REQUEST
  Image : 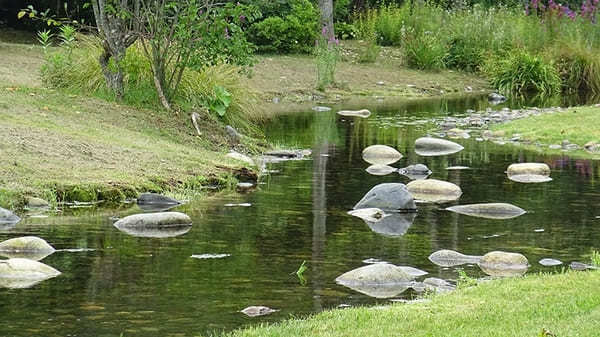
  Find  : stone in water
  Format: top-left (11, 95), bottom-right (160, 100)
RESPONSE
top-left (445, 203), bottom-right (526, 220)
top-left (241, 306), bottom-right (279, 317)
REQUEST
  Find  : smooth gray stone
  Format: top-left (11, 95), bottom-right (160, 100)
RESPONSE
top-left (507, 163), bottom-right (551, 176)
top-left (348, 208), bottom-right (386, 223)
top-left (335, 263), bottom-right (415, 299)
top-left (362, 145), bottom-right (403, 165)
top-left (312, 106), bottom-right (332, 112)
top-left (0, 207), bottom-right (20, 225)
top-left (240, 306), bottom-right (279, 317)
top-left (407, 179), bottom-right (462, 203)
top-left (0, 236), bottom-right (56, 261)
top-left (539, 258), bottom-right (563, 267)
top-left (397, 266), bottom-right (428, 277)
top-left (415, 137), bottom-right (464, 156)
top-left (570, 262), bottom-right (598, 271)
top-left (446, 166), bottom-right (470, 170)
top-left (137, 193), bottom-right (180, 205)
top-left (353, 183), bottom-right (416, 212)
top-left (398, 164), bottom-right (432, 180)
top-left (428, 249), bottom-right (482, 267)
top-left (113, 212), bottom-right (192, 238)
top-left (0, 258), bottom-right (61, 289)
top-left (337, 109), bottom-right (371, 118)
top-left (366, 164), bottom-right (398, 176)
top-left (446, 203), bottom-right (526, 220)
top-left (508, 174), bottom-right (553, 184)
top-left (27, 197), bottom-right (49, 208)
top-left (114, 225), bottom-right (192, 238)
top-left (479, 251), bottom-right (529, 277)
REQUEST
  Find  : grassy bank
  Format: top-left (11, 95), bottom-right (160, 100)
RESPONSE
top-left (0, 39), bottom-right (263, 210)
top-left (228, 270), bottom-right (600, 337)
top-left (244, 40), bottom-right (489, 104)
top-left (491, 105), bottom-right (600, 158)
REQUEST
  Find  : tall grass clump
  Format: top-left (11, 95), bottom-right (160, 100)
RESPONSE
top-left (547, 40), bottom-right (600, 94)
top-left (483, 51), bottom-right (561, 96)
top-left (40, 35), bottom-right (262, 131)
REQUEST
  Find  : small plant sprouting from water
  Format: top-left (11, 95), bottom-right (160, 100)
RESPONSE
top-left (315, 27), bottom-right (340, 91)
top-left (591, 250), bottom-right (600, 267)
top-left (294, 260), bottom-right (308, 286)
top-left (457, 268), bottom-right (477, 289)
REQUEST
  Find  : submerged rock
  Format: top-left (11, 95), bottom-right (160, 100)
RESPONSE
top-left (348, 208), bottom-right (386, 223)
top-left (337, 109), bottom-right (371, 118)
top-left (508, 174), bottom-right (553, 184)
top-left (397, 266), bottom-right (428, 277)
top-left (413, 277), bottom-right (456, 293)
top-left (479, 251), bottom-right (529, 277)
top-left (366, 164), bottom-right (398, 176)
top-left (446, 166), bottom-right (470, 170)
top-left (428, 249), bottom-right (482, 267)
top-left (237, 182), bottom-right (255, 190)
top-left (0, 207), bottom-right (20, 226)
top-left (335, 263), bottom-right (415, 298)
top-left (570, 262), bottom-right (598, 271)
top-left (312, 106), bottom-right (332, 112)
top-left (113, 212), bottom-right (192, 238)
top-left (445, 203), bottom-right (526, 220)
top-left (0, 258), bottom-right (61, 289)
top-left (507, 163), bottom-right (551, 176)
top-left (488, 92), bottom-right (507, 102)
top-left (137, 193), bottom-right (181, 208)
top-left (398, 164), bottom-right (432, 180)
top-left (415, 137), bottom-right (464, 156)
top-left (226, 151), bottom-right (255, 166)
top-left (539, 258), bottom-right (563, 267)
top-left (240, 306), bottom-right (279, 317)
top-left (407, 179), bottom-right (462, 203)
top-left (0, 236), bottom-right (56, 261)
top-left (362, 145), bottom-right (403, 165)
top-left (365, 213), bottom-right (417, 237)
top-left (353, 183), bottom-right (416, 212)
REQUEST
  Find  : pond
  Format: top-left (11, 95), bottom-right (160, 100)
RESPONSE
top-left (1, 94), bottom-right (600, 337)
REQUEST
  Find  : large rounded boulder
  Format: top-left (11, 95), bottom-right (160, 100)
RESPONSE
top-left (113, 212), bottom-right (192, 238)
top-left (0, 258), bottom-right (61, 289)
top-left (353, 183), bottom-right (416, 212)
top-left (478, 251), bottom-right (529, 277)
top-left (362, 145), bottom-right (403, 165)
top-left (415, 137), bottom-right (464, 156)
top-left (446, 203), bottom-right (526, 220)
top-left (0, 236), bottom-right (56, 261)
top-left (407, 179), bottom-right (462, 203)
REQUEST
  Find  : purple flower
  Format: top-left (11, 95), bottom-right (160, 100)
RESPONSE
top-left (225, 27), bottom-right (230, 39)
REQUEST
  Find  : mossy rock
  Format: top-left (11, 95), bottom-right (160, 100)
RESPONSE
top-left (58, 185), bottom-right (98, 203)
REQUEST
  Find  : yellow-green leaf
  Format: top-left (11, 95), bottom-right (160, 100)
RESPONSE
top-left (29, 12), bottom-right (35, 18)
top-left (17, 11), bottom-right (26, 19)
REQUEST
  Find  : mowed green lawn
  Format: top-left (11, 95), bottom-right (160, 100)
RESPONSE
top-left (227, 271), bottom-right (600, 337)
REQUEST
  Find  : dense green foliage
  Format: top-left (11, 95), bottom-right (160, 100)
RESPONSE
top-left (247, 0), bottom-right (318, 54)
top-left (354, 2), bottom-right (600, 95)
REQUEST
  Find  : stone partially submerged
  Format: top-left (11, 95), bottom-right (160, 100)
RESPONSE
top-left (240, 306), bottom-right (279, 317)
top-left (362, 145), bottom-right (403, 165)
top-left (507, 163), bottom-right (551, 176)
top-left (113, 212), bottom-right (192, 238)
top-left (539, 258), bottom-right (563, 267)
top-left (348, 208), bottom-right (386, 223)
top-left (428, 249), bottom-right (482, 267)
top-left (137, 193), bottom-right (181, 212)
top-left (353, 183), bottom-right (416, 212)
top-left (398, 164), bottom-right (432, 180)
top-left (0, 236), bottom-right (56, 261)
top-left (407, 179), bottom-right (462, 203)
top-left (415, 137), bottom-right (464, 156)
top-left (0, 207), bottom-right (20, 226)
top-left (445, 203), bottom-right (526, 220)
top-left (366, 164), bottom-right (398, 176)
top-left (337, 109), bottom-right (371, 118)
top-left (335, 263), bottom-right (416, 298)
top-left (478, 251), bottom-right (529, 277)
top-left (0, 258), bottom-right (61, 289)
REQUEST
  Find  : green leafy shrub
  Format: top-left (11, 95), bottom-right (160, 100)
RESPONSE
top-left (248, 0), bottom-right (318, 54)
top-left (483, 51), bottom-right (561, 96)
top-left (403, 31), bottom-right (447, 70)
top-left (335, 22), bottom-right (359, 40)
top-left (548, 41), bottom-right (600, 95)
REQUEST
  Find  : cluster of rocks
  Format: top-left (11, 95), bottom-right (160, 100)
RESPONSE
top-left (0, 236), bottom-right (60, 289)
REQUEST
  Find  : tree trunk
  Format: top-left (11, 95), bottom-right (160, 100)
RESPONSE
top-left (98, 43), bottom-right (125, 99)
top-left (318, 0), bottom-right (335, 41)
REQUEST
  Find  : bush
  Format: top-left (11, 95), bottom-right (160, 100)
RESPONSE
top-left (483, 51), bottom-right (561, 96)
top-left (41, 36), bottom-right (262, 131)
top-left (547, 41), bottom-right (600, 95)
top-left (403, 31), bottom-right (447, 70)
top-left (335, 22), bottom-right (359, 40)
top-left (248, 0), bottom-right (318, 54)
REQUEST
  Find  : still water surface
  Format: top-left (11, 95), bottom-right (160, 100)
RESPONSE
top-left (1, 95), bottom-right (599, 336)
